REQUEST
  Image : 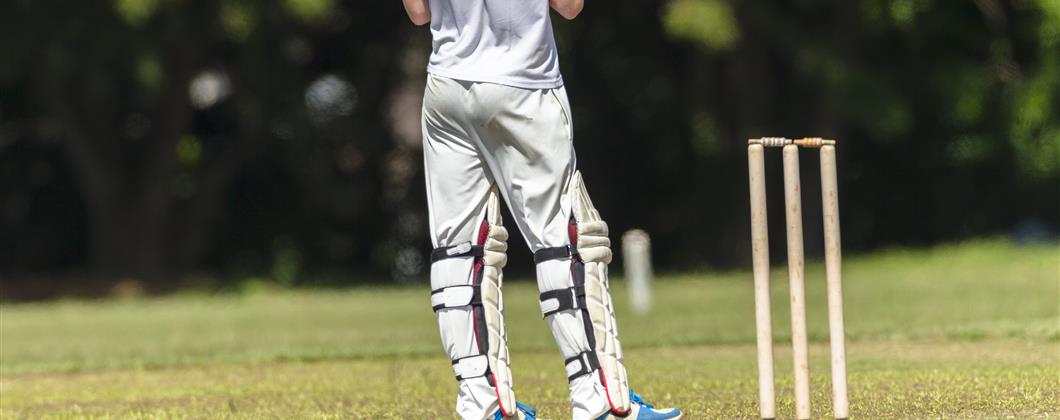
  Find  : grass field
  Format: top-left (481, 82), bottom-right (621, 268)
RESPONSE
top-left (1, 240), bottom-right (1058, 419)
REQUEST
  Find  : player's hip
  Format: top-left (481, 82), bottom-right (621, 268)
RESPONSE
top-left (423, 73), bottom-right (572, 141)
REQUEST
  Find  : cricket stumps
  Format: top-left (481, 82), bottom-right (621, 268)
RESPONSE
top-left (746, 137), bottom-right (849, 420)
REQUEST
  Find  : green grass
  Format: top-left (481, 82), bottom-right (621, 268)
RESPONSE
top-left (1, 240), bottom-right (1058, 418)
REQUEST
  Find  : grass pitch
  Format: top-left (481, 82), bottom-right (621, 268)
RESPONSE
top-left (1, 240), bottom-right (1058, 418)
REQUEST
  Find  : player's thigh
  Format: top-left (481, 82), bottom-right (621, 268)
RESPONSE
top-left (476, 85), bottom-right (576, 249)
top-left (422, 79), bottom-right (494, 248)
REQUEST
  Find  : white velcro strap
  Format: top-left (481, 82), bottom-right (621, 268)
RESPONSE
top-left (452, 355), bottom-right (489, 380)
top-left (431, 285), bottom-right (478, 310)
top-left (564, 351), bottom-right (597, 380)
top-left (447, 242), bottom-right (473, 256)
top-left (564, 356), bottom-right (583, 378)
top-left (539, 297), bottom-right (560, 316)
top-left (538, 287), bottom-right (581, 317)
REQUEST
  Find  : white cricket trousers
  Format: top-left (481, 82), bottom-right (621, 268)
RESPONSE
top-left (423, 74), bottom-right (613, 420)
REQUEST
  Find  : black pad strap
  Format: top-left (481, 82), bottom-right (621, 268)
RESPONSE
top-left (430, 285), bottom-right (482, 312)
top-left (452, 355), bottom-right (493, 383)
top-left (534, 245), bottom-right (575, 264)
top-left (538, 285), bottom-right (586, 318)
top-left (431, 243), bottom-right (484, 263)
top-left (564, 350), bottom-right (600, 382)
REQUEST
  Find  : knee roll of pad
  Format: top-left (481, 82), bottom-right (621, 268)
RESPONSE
top-left (534, 171), bottom-right (631, 416)
top-left (430, 190), bottom-right (518, 417)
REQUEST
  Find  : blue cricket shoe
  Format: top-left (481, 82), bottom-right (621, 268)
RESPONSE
top-left (493, 402), bottom-right (538, 420)
top-left (594, 390), bottom-right (682, 420)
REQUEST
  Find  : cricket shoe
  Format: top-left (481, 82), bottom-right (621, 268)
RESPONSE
top-left (494, 402), bottom-right (538, 420)
top-left (594, 390), bottom-right (682, 420)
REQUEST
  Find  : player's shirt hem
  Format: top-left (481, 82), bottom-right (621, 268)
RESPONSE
top-left (427, 67), bottom-right (564, 90)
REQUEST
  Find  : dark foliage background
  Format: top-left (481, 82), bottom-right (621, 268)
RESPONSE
top-left (1, 0), bottom-right (1057, 296)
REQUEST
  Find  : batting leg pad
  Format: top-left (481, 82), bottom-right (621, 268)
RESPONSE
top-left (431, 189), bottom-right (518, 417)
top-left (535, 171), bottom-right (631, 416)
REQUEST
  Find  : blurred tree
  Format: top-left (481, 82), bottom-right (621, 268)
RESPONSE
top-left (0, 0), bottom-right (414, 281)
top-left (0, 0), bottom-right (1055, 291)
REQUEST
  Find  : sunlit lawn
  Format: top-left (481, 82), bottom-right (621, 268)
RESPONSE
top-left (1, 240), bottom-right (1057, 418)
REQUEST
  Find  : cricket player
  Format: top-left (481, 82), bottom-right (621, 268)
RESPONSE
top-left (403, 0), bottom-right (683, 419)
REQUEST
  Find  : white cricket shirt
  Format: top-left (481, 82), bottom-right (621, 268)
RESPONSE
top-left (426, 0), bottom-right (564, 89)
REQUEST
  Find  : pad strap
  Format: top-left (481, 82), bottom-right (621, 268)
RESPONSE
top-left (431, 285), bottom-right (482, 312)
top-left (564, 350), bottom-right (600, 382)
top-left (452, 354), bottom-right (491, 381)
top-left (538, 285), bottom-right (586, 318)
top-left (533, 245), bottom-right (576, 264)
top-left (431, 242), bottom-right (484, 263)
